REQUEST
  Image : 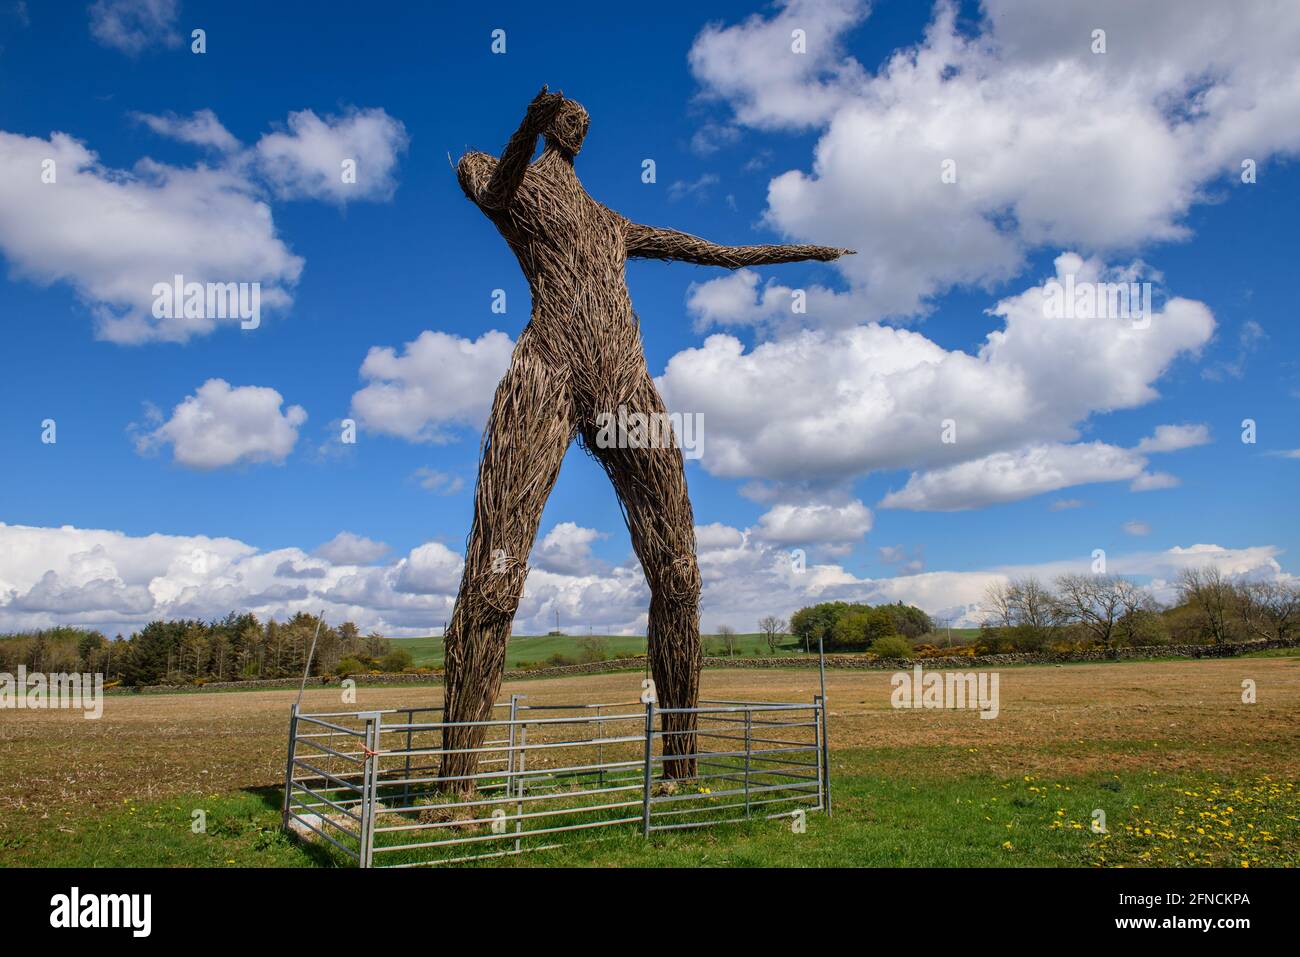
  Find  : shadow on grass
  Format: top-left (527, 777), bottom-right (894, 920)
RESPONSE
top-left (242, 785), bottom-right (346, 868)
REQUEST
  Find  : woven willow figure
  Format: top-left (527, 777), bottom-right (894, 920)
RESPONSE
top-left (441, 87), bottom-right (852, 787)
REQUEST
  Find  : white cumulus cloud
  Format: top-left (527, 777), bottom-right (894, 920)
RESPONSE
top-left (532, 523), bottom-right (607, 576)
top-left (1137, 423), bottom-right (1212, 454)
top-left (880, 442), bottom-right (1147, 512)
top-left (133, 379), bottom-right (307, 469)
top-left (754, 500), bottom-right (873, 547)
top-left (351, 330), bottom-right (514, 443)
top-left (688, 0), bottom-right (1300, 320)
top-left (659, 255), bottom-right (1213, 507)
top-left (0, 106), bottom-right (407, 343)
top-left (254, 108), bottom-right (410, 203)
top-left (315, 532), bottom-right (390, 565)
top-left (0, 130), bottom-right (302, 343)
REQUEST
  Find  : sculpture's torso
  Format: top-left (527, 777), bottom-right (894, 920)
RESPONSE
top-left (458, 149), bottom-right (642, 414)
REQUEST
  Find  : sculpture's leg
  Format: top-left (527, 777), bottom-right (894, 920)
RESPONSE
top-left (440, 340), bottom-right (573, 792)
top-left (582, 370), bottom-right (701, 779)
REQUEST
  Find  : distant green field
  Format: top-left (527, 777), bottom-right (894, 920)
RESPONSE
top-left (392, 628), bottom-right (983, 668)
top-left (394, 632), bottom-right (812, 668)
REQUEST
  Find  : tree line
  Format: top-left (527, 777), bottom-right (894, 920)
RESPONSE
top-left (979, 566), bottom-right (1298, 652)
top-left (783, 567), bottom-right (1298, 658)
top-left (0, 612), bottom-right (410, 687)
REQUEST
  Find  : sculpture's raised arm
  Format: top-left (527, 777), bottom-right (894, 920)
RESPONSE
top-left (478, 86), bottom-right (565, 210)
top-left (623, 221), bottom-right (854, 267)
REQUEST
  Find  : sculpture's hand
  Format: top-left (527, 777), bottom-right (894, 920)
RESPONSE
top-left (477, 86), bottom-right (565, 210)
top-left (526, 85), bottom-right (565, 131)
top-left (813, 247), bottom-right (856, 262)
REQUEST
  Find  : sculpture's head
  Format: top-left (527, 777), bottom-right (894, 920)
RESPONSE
top-left (545, 98), bottom-right (589, 158)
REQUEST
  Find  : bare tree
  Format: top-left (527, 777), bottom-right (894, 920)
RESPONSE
top-left (758, 616), bottom-right (787, 655)
top-left (1054, 573), bottom-right (1126, 648)
top-left (1114, 578), bottom-right (1159, 646)
top-left (982, 579), bottom-right (1016, 628)
top-left (715, 625), bottom-right (739, 657)
top-left (1010, 576), bottom-right (1061, 642)
top-left (1177, 567), bottom-right (1235, 645)
top-left (1238, 580), bottom-right (1300, 642)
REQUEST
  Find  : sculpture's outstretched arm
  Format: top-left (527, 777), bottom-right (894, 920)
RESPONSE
top-left (623, 221), bottom-right (854, 267)
top-left (478, 86), bottom-right (564, 210)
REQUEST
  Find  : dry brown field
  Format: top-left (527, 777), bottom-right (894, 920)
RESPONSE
top-left (4, 657), bottom-right (1296, 827)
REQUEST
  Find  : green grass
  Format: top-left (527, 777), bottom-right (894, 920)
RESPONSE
top-left (482, 760), bottom-right (1298, 868)
top-left (394, 629), bottom-right (986, 668)
top-left (0, 789), bottom-right (347, 868)
top-left (392, 633), bottom-right (819, 668)
top-left (7, 761), bottom-right (1293, 868)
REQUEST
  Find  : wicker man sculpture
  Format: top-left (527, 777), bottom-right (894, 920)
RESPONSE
top-left (441, 87), bottom-right (852, 785)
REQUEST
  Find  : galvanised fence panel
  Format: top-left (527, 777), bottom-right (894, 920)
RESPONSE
top-left (282, 695), bottom-right (828, 867)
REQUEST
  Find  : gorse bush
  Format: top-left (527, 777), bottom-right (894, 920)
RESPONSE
top-left (335, 657), bottom-right (365, 677)
top-left (379, 648), bottom-right (414, 672)
top-left (868, 634), bottom-right (915, 659)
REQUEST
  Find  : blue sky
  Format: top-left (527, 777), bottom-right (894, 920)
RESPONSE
top-left (0, 0), bottom-right (1296, 636)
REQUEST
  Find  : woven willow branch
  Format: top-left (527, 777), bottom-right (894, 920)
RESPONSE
top-left (439, 88), bottom-right (853, 787)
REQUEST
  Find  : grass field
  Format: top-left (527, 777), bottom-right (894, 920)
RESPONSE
top-left (394, 632), bottom-right (783, 666)
top-left (1, 658), bottom-right (1296, 867)
top-left (391, 628), bottom-right (984, 668)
